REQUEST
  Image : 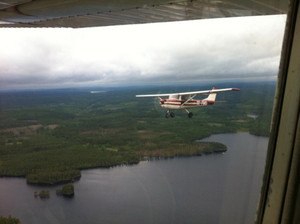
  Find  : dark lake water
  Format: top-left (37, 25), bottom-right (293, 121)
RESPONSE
top-left (0, 133), bottom-right (268, 224)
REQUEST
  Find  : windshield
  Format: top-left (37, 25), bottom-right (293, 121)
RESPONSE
top-left (0, 14), bottom-right (287, 224)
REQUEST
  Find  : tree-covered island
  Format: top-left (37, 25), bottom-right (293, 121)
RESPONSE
top-left (56, 183), bottom-right (75, 197)
top-left (0, 216), bottom-right (20, 224)
top-left (0, 82), bottom-right (275, 185)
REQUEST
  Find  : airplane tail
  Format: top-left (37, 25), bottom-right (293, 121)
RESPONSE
top-left (204, 87), bottom-right (217, 102)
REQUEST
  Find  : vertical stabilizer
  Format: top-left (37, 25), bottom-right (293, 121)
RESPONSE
top-left (204, 87), bottom-right (217, 102)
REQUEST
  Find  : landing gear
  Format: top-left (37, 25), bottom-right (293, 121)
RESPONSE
top-left (165, 112), bottom-right (169, 118)
top-left (165, 110), bottom-right (175, 118)
top-left (185, 109), bottom-right (193, 118)
top-left (165, 109), bottom-right (193, 118)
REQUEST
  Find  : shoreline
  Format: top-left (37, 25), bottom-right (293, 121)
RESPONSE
top-left (0, 140), bottom-right (227, 186)
top-left (0, 132), bottom-right (267, 186)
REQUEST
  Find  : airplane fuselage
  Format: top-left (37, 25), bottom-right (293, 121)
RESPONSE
top-left (160, 99), bottom-right (215, 110)
top-left (136, 87), bottom-right (239, 118)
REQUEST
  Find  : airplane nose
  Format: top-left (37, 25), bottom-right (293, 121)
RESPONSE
top-left (160, 99), bottom-right (164, 104)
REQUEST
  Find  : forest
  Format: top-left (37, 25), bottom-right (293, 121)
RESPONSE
top-left (0, 81), bottom-right (275, 185)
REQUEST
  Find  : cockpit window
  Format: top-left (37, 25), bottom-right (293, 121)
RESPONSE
top-left (0, 6), bottom-right (288, 224)
top-left (169, 94), bottom-right (179, 99)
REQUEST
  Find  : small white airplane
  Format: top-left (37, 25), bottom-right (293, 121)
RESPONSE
top-left (136, 87), bottom-right (240, 118)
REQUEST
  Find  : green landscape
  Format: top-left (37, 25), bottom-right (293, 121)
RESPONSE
top-left (0, 82), bottom-right (275, 185)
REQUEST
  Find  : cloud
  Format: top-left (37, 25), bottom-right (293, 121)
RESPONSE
top-left (0, 15), bottom-right (286, 89)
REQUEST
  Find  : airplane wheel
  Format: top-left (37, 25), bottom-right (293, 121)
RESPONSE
top-left (165, 113), bottom-right (170, 118)
top-left (170, 112), bottom-right (175, 118)
top-left (188, 112), bottom-right (193, 118)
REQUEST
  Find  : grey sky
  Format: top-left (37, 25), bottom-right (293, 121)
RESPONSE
top-left (0, 15), bottom-right (286, 89)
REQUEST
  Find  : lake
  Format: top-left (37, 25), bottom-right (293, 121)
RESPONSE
top-left (0, 133), bottom-right (268, 224)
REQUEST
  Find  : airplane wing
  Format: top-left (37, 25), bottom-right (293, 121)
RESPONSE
top-left (136, 88), bottom-right (240, 97)
top-left (0, 1), bottom-right (287, 28)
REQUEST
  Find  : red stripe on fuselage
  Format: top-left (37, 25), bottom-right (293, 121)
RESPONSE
top-left (161, 99), bottom-right (215, 107)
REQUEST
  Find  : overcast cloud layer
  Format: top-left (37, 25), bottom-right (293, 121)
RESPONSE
top-left (0, 15), bottom-right (286, 89)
